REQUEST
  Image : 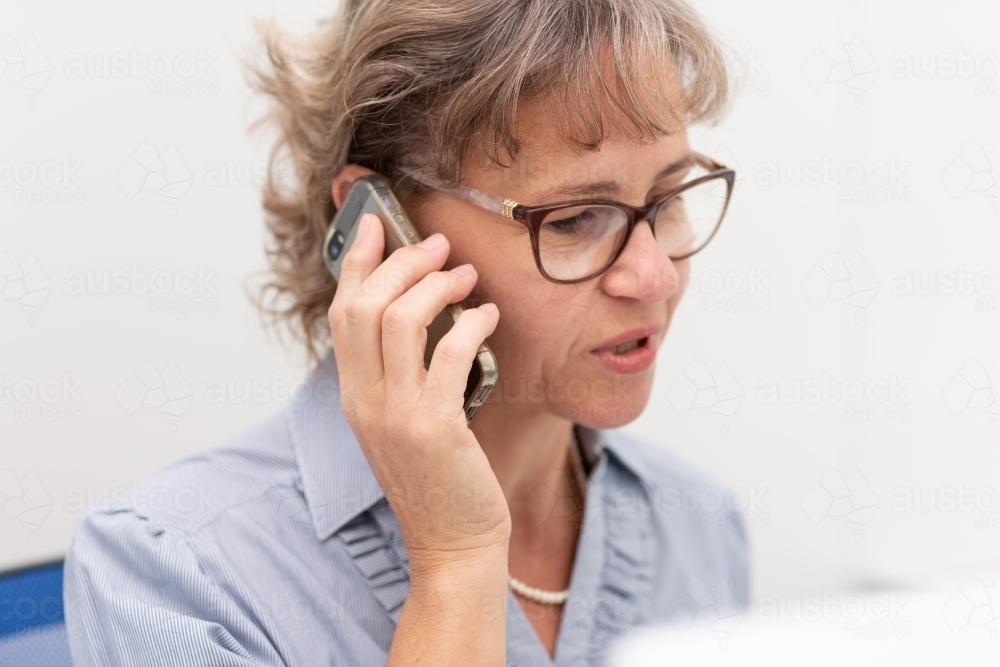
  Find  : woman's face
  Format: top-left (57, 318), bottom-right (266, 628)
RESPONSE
top-left (402, 98), bottom-right (691, 430)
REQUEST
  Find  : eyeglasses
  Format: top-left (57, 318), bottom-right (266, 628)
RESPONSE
top-left (394, 152), bottom-right (735, 285)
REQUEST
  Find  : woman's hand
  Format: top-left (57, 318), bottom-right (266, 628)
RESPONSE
top-left (329, 212), bottom-right (509, 666)
top-left (327, 212), bottom-right (509, 573)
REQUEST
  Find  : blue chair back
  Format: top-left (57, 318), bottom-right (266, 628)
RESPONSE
top-left (0, 562), bottom-right (73, 666)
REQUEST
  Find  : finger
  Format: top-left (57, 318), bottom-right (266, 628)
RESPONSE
top-left (329, 213), bottom-right (385, 390)
top-left (381, 264), bottom-right (478, 392)
top-left (345, 231), bottom-right (451, 387)
top-left (421, 303), bottom-right (500, 420)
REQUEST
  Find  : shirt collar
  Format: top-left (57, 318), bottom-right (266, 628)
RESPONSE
top-left (287, 352), bottom-right (657, 541)
top-left (286, 353), bottom-right (382, 541)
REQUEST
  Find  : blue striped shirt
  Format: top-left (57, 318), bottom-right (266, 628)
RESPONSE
top-left (64, 353), bottom-right (749, 666)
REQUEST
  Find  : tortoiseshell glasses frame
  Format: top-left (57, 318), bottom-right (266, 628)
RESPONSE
top-left (394, 152), bottom-right (735, 285)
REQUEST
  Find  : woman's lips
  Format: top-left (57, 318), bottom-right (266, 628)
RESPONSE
top-left (590, 326), bottom-right (661, 374)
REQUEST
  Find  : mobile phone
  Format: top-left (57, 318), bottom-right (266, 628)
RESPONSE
top-left (323, 174), bottom-right (498, 424)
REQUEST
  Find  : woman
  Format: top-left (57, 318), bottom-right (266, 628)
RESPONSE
top-left (65, 0), bottom-right (748, 665)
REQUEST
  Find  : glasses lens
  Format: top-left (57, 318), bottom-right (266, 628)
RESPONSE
top-left (537, 205), bottom-right (629, 281)
top-left (654, 176), bottom-right (729, 259)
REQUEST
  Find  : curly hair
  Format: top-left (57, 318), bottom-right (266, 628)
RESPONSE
top-left (247, 0), bottom-right (731, 363)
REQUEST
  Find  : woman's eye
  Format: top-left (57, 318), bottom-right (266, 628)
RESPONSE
top-left (548, 208), bottom-right (600, 234)
top-left (660, 196), bottom-right (681, 211)
top-left (549, 216), bottom-right (583, 233)
top-left (655, 196), bottom-right (688, 226)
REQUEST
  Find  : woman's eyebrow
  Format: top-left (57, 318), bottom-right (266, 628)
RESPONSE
top-left (533, 155), bottom-right (692, 201)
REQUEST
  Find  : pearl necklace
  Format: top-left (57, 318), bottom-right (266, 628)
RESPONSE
top-left (508, 573), bottom-right (571, 605)
top-left (508, 428), bottom-right (589, 606)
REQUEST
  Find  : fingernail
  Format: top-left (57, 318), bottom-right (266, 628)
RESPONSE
top-left (417, 233), bottom-right (446, 250)
top-left (479, 303), bottom-right (498, 314)
top-left (355, 214), bottom-right (374, 242)
top-left (452, 263), bottom-right (475, 277)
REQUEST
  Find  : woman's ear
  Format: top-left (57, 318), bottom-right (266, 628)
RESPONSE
top-left (331, 164), bottom-right (377, 209)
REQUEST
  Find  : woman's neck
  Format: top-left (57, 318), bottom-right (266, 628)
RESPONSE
top-left (470, 403), bottom-right (577, 529)
top-left (472, 400), bottom-right (584, 657)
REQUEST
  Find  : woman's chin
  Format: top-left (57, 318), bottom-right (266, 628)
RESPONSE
top-left (563, 372), bottom-right (655, 429)
top-left (578, 402), bottom-right (646, 429)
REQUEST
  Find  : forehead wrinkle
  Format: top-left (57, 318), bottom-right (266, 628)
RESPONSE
top-left (539, 179), bottom-right (623, 200)
top-left (530, 155), bottom-right (692, 203)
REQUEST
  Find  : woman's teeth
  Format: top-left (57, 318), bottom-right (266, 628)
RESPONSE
top-left (610, 338), bottom-right (642, 354)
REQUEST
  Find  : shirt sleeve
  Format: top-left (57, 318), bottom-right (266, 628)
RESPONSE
top-left (64, 505), bottom-right (286, 667)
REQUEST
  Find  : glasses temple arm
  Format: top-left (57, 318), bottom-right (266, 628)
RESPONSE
top-left (395, 166), bottom-right (512, 216)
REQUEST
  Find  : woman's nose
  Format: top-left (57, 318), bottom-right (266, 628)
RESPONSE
top-left (598, 220), bottom-right (679, 302)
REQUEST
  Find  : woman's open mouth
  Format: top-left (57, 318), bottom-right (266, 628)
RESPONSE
top-left (609, 339), bottom-right (644, 354)
top-left (590, 327), bottom-right (660, 374)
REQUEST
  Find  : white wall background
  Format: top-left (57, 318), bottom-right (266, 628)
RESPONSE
top-left (1, 0), bottom-right (997, 622)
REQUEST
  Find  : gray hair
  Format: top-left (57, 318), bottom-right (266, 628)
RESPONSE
top-left (248, 0), bottom-right (731, 361)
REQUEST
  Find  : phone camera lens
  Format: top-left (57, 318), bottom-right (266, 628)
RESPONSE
top-left (328, 231), bottom-right (346, 260)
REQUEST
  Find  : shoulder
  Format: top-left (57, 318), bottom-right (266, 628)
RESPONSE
top-left (602, 428), bottom-right (735, 501)
top-left (602, 428), bottom-right (747, 533)
top-left (76, 408), bottom-right (297, 542)
top-left (600, 428), bottom-right (751, 606)
top-left (63, 411), bottom-right (300, 666)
